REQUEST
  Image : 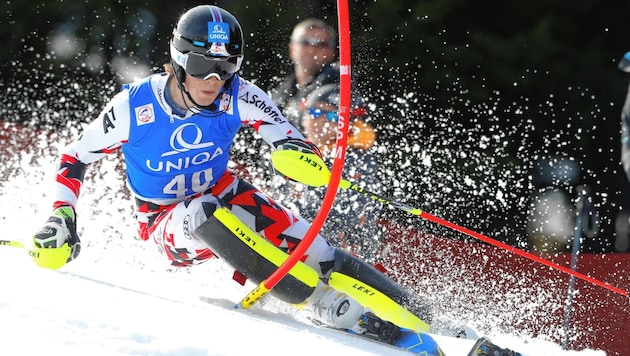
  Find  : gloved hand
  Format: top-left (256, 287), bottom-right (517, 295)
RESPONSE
top-left (272, 139), bottom-right (323, 183)
top-left (276, 138), bottom-right (322, 158)
top-left (33, 205), bottom-right (82, 263)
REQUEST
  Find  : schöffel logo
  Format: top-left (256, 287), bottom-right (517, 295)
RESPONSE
top-left (207, 22), bottom-right (230, 43)
top-left (135, 104), bottom-right (155, 125)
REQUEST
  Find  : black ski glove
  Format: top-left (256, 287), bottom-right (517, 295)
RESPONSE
top-left (275, 138), bottom-right (322, 158)
top-left (33, 205), bottom-right (82, 263)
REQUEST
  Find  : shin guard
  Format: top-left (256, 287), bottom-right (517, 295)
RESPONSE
top-left (331, 248), bottom-right (433, 331)
top-left (194, 206), bottom-right (318, 304)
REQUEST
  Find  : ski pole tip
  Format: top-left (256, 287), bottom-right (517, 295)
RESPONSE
top-left (237, 281), bottom-right (271, 310)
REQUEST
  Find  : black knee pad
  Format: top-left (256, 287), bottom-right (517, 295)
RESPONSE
top-left (194, 206), bottom-right (318, 304)
top-left (332, 247), bottom-right (433, 324)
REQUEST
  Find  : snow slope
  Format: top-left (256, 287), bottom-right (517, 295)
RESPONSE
top-left (0, 247), bottom-right (605, 356)
top-left (0, 132), bottom-right (606, 355)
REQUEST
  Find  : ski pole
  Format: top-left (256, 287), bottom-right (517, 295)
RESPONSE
top-left (0, 239), bottom-right (71, 270)
top-left (562, 185), bottom-right (592, 349)
top-left (0, 239), bottom-right (26, 249)
top-left (236, 0), bottom-right (352, 309)
top-left (270, 149), bottom-right (630, 299)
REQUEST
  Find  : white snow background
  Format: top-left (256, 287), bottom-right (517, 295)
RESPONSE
top-left (0, 133), bottom-right (606, 356)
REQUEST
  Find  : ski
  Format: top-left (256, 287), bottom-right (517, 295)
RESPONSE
top-left (468, 336), bottom-right (522, 356)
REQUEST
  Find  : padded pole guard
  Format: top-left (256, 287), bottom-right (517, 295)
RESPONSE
top-left (332, 247), bottom-right (433, 325)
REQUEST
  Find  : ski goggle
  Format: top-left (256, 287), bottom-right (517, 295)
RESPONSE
top-left (308, 108), bottom-right (339, 122)
top-left (171, 42), bottom-right (242, 81)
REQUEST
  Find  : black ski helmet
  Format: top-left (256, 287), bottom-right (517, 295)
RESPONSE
top-left (170, 5), bottom-right (244, 83)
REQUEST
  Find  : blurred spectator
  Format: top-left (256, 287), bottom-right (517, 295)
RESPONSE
top-left (269, 18), bottom-right (340, 129)
top-left (268, 19), bottom-right (383, 257)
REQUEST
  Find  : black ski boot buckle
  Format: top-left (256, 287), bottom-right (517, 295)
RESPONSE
top-left (358, 312), bottom-right (402, 345)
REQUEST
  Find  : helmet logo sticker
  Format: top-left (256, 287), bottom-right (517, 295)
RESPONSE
top-left (207, 22), bottom-right (230, 43)
top-left (207, 44), bottom-right (229, 56)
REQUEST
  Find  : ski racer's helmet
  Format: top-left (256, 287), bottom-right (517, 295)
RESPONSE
top-left (170, 5), bottom-right (244, 83)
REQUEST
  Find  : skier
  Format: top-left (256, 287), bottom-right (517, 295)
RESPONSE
top-left (31, 4), bottom-right (434, 349)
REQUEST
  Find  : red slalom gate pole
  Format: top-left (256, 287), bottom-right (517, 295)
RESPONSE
top-left (420, 211), bottom-right (629, 298)
top-left (236, 0), bottom-right (352, 308)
